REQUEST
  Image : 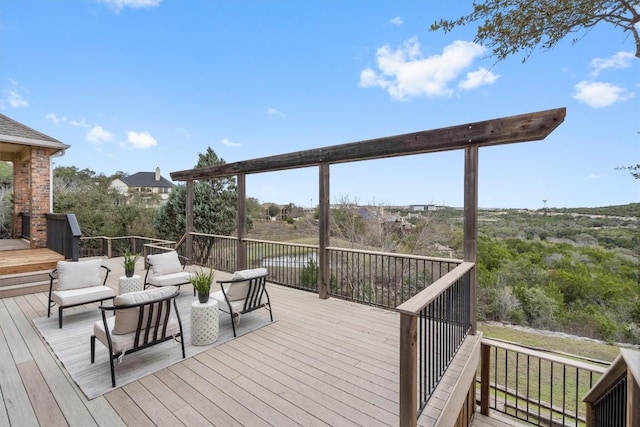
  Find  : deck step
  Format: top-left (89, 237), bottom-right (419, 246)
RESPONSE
top-left (0, 280), bottom-right (50, 298)
top-left (0, 270), bottom-right (51, 287)
top-left (0, 269), bottom-right (53, 298)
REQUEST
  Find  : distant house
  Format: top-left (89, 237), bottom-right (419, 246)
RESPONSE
top-left (110, 167), bottom-right (174, 207)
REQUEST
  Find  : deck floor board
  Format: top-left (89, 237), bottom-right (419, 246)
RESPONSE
top-left (1, 256), bottom-right (507, 426)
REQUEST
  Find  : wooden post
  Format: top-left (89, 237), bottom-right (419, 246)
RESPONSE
top-left (186, 180), bottom-right (193, 262)
top-left (399, 312), bottom-right (417, 427)
top-left (237, 173), bottom-right (247, 271)
top-left (480, 341), bottom-right (491, 415)
top-left (629, 367), bottom-right (640, 427)
top-left (318, 163), bottom-right (329, 299)
top-left (584, 403), bottom-right (594, 427)
top-left (464, 145), bottom-right (478, 335)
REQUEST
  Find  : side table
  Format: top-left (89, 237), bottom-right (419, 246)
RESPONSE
top-left (118, 275), bottom-right (142, 295)
top-left (191, 300), bottom-right (219, 346)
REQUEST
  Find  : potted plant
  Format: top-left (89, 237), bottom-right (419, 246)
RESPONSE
top-left (122, 248), bottom-right (141, 278)
top-left (190, 268), bottom-right (215, 303)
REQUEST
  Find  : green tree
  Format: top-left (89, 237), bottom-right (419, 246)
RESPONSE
top-left (154, 147), bottom-right (237, 240)
top-left (267, 204), bottom-right (280, 218)
top-left (53, 166), bottom-right (156, 237)
top-left (246, 197), bottom-right (262, 220)
top-left (53, 167), bottom-right (116, 236)
top-left (616, 164), bottom-right (640, 179)
top-left (431, 1), bottom-right (640, 61)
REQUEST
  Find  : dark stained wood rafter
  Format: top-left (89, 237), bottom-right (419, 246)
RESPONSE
top-left (170, 108), bottom-right (566, 181)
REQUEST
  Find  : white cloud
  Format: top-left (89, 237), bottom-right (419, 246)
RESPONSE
top-left (8, 80), bottom-right (28, 108)
top-left (222, 138), bottom-right (241, 147)
top-left (267, 107), bottom-right (285, 118)
top-left (390, 16), bottom-right (403, 26)
top-left (87, 126), bottom-right (114, 144)
top-left (127, 130), bottom-right (157, 148)
top-left (70, 118), bottom-right (90, 128)
top-left (590, 51), bottom-right (634, 77)
top-left (572, 80), bottom-right (635, 108)
top-left (46, 114), bottom-right (89, 128)
top-left (99, 0), bottom-right (161, 13)
top-left (46, 113), bottom-right (66, 125)
top-left (359, 38), bottom-right (494, 100)
top-left (175, 127), bottom-right (191, 138)
top-left (459, 67), bottom-right (499, 90)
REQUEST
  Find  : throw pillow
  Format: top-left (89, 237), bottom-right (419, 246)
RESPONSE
top-left (112, 286), bottom-right (177, 335)
top-left (56, 259), bottom-right (103, 290)
top-left (148, 251), bottom-right (183, 275)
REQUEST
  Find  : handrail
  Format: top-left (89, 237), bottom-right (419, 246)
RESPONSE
top-left (583, 348), bottom-right (640, 426)
top-left (483, 338), bottom-right (608, 374)
top-left (397, 262), bottom-right (475, 427)
top-left (46, 213), bottom-right (81, 260)
top-left (396, 261), bottom-right (474, 315)
top-left (327, 245), bottom-right (463, 264)
top-left (174, 233), bottom-right (187, 251)
top-left (480, 337), bottom-right (609, 426)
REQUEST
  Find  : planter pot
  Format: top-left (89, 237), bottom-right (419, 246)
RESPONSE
top-left (125, 269), bottom-right (135, 278)
top-left (197, 292), bottom-right (210, 304)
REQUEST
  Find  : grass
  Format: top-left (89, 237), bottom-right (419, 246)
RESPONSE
top-left (478, 322), bottom-right (620, 363)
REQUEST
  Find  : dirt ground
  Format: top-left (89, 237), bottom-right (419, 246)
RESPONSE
top-left (248, 218), bottom-right (318, 242)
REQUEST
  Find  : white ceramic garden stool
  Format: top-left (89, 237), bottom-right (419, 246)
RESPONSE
top-left (118, 274), bottom-right (142, 295)
top-left (191, 300), bottom-right (219, 346)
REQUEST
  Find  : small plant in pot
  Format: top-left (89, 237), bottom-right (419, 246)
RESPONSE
top-left (190, 268), bottom-right (215, 303)
top-left (122, 248), bottom-right (141, 278)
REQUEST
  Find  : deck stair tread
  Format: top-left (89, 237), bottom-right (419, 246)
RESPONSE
top-left (0, 248), bottom-right (64, 276)
top-left (0, 281), bottom-right (50, 299)
top-left (470, 411), bottom-right (531, 427)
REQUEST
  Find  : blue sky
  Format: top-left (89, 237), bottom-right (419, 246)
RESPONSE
top-left (1, 0), bottom-right (638, 209)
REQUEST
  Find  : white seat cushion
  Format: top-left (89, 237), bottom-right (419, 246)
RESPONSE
top-left (211, 289), bottom-right (246, 314)
top-left (56, 259), bottom-right (104, 290)
top-left (93, 315), bottom-right (180, 354)
top-left (147, 251), bottom-right (183, 275)
top-left (147, 271), bottom-right (193, 287)
top-left (52, 286), bottom-right (114, 307)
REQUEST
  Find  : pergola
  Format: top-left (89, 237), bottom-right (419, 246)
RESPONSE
top-left (170, 107), bottom-right (566, 333)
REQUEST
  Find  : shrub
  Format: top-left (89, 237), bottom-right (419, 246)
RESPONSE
top-left (300, 258), bottom-right (319, 290)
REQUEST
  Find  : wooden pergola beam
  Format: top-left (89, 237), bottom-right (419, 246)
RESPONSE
top-left (170, 108), bottom-right (565, 181)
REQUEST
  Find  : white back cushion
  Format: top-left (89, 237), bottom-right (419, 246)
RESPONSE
top-left (226, 268), bottom-right (267, 301)
top-left (112, 286), bottom-right (177, 335)
top-left (56, 259), bottom-right (103, 290)
top-left (148, 251), bottom-right (183, 275)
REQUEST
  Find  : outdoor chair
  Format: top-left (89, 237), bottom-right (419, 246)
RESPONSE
top-left (144, 250), bottom-right (194, 295)
top-left (91, 286), bottom-right (185, 387)
top-left (211, 267), bottom-right (272, 337)
top-left (48, 259), bottom-right (114, 328)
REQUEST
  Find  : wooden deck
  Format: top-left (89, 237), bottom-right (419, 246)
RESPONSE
top-left (0, 247), bottom-right (65, 275)
top-left (0, 257), bottom-right (504, 426)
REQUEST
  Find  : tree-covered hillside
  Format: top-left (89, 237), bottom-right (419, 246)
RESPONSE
top-left (431, 205), bottom-right (639, 344)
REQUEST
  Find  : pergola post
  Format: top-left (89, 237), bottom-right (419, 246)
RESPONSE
top-left (318, 163), bottom-right (329, 299)
top-left (237, 173), bottom-right (247, 270)
top-left (185, 179), bottom-right (193, 261)
top-left (464, 145), bottom-right (478, 334)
